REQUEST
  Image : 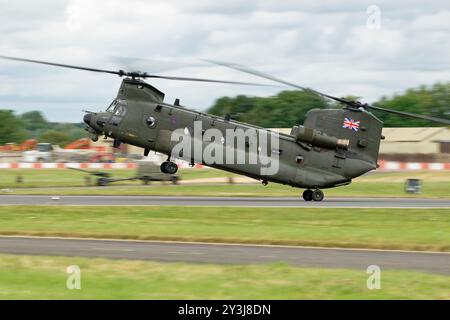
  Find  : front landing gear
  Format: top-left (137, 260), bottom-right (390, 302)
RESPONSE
top-left (160, 161), bottom-right (178, 174)
top-left (302, 189), bottom-right (324, 202)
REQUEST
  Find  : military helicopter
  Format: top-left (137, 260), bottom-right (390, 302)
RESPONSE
top-left (1, 55), bottom-right (449, 201)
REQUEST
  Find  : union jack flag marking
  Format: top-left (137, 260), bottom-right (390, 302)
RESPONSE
top-left (342, 118), bottom-right (360, 131)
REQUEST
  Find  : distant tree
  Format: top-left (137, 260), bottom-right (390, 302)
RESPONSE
top-left (208, 95), bottom-right (258, 120)
top-left (38, 130), bottom-right (72, 147)
top-left (373, 82), bottom-right (450, 127)
top-left (208, 90), bottom-right (329, 127)
top-left (20, 111), bottom-right (49, 131)
top-left (207, 82), bottom-right (450, 128)
top-left (51, 123), bottom-right (86, 141)
top-left (0, 110), bottom-right (26, 144)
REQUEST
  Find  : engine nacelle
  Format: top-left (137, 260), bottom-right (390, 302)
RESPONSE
top-left (291, 125), bottom-right (349, 150)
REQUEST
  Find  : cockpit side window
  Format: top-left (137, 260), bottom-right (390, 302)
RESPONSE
top-left (114, 104), bottom-right (127, 117)
top-left (109, 100), bottom-right (127, 126)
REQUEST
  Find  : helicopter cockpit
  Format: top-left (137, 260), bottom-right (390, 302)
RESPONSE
top-left (106, 99), bottom-right (128, 126)
top-left (106, 99), bottom-right (127, 113)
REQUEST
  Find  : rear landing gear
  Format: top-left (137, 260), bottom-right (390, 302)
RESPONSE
top-left (302, 189), bottom-right (324, 201)
top-left (302, 189), bottom-right (313, 201)
top-left (312, 189), bottom-right (324, 201)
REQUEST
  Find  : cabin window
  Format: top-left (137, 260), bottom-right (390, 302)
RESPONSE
top-left (146, 116), bottom-right (157, 128)
top-left (296, 155), bottom-right (304, 164)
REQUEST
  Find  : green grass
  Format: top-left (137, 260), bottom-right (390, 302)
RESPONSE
top-left (1, 170), bottom-right (448, 198)
top-left (0, 168), bottom-right (236, 188)
top-left (0, 254), bottom-right (448, 299)
top-left (1, 206), bottom-right (449, 251)
top-left (3, 181), bottom-right (448, 198)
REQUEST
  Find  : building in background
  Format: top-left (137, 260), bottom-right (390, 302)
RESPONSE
top-left (379, 127), bottom-right (449, 162)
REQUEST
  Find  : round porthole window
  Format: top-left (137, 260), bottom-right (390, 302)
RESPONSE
top-left (146, 116), bottom-right (157, 128)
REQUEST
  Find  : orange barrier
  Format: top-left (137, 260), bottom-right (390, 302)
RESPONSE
top-left (0, 161), bottom-right (447, 170)
top-left (64, 138), bottom-right (90, 150)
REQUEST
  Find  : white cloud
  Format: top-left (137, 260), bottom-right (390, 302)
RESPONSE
top-left (0, 0), bottom-right (449, 121)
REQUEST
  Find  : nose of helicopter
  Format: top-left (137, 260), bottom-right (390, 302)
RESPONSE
top-left (83, 113), bottom-right (92, 125)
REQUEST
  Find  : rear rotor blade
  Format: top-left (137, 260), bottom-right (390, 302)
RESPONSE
top-left (205, 59), bottom-right (350, 105)
top-left (367, 105), bottom-right (450, 125)
top-left (142, 74), bottom-right (273, 86)
top-left (206, 59), bottom-right (450, 125)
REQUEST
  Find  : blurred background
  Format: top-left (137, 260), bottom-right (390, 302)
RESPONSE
top-left (0, 0), bottom-right (449, 300)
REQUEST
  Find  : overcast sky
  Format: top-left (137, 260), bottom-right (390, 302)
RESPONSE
top-left (0, 0), bottom-right (449, 122)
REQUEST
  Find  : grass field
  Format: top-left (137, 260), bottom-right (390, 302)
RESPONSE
top-left (1, 170), bottom-right (447, 300)
top-left (0, 254), bottom-right (448, 299)
top-left (1, 206), bottom-right (449, 251)
top-left (0, 168), bottom-right (236, 188)
top-left (0, 170), bottom-right (448, 198)
top-left (3, 181), bottom-right (448, 197)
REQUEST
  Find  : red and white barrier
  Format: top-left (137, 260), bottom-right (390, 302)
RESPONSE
top-left (0, 162), bottom-right (447, 170)
top-left (0, 163), bottom-right (137, 169)
top-left (0, 162), bottom-right (205, 169)
top-left (377, 161), bottom-right (450, 170)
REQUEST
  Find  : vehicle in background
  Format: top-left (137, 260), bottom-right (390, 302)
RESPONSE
top-left (69, 161), bottom-right (179, 186)
top-left (21, 142), bottom-right (108, 163)
top-left (22, 143), bottom-right (54, 162)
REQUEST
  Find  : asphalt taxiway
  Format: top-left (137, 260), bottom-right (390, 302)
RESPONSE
top-left (0, 236), bottom-right (448, 275)
top-left (0, 195), bottom-right (449, 208)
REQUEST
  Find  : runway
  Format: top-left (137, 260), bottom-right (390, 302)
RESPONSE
top-left (0, 236), bottom-right (448, 275)
top-left (0, 195), bottom-right (449, 208)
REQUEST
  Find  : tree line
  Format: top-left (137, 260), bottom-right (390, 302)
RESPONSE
top-left (207, 82), bottom-right (450, 128)
top-left (1, 82), bottom-right (448, 145)
top-left (0, 110), bottom-right (85, 146)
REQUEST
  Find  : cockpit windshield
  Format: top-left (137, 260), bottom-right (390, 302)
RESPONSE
top-left (106, 99), bottom-right (118, 113)
top-left (106, 99), bottom-right (128, 126)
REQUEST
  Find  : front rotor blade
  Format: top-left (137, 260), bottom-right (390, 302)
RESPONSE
top-left (367, 105), bottom-right (450, 125)
top-left (0, 55), bottom-right (121, 76)
top-left (143, 74), bottom-right (274, 86)
top-left (0, 55), bottom-right (274, 87)
top-left (110, 56), bottom-right (199, 74)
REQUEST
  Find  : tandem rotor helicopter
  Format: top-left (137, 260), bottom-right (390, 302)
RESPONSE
top-left (1, 55), bottom-right (449, 201)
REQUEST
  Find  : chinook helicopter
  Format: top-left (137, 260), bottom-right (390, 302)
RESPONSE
top-left (1, 55), bottom-right (449, 201)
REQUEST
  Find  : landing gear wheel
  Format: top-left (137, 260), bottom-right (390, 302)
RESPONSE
top-left (160, 161), bottom-right (178, 174)
top-left (312, 189), bottom-right (324, 202)
top-left (160, 161), bottom-right (169, 173)
top-left (302, 189), bottom-right (313, 201)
